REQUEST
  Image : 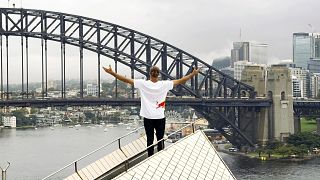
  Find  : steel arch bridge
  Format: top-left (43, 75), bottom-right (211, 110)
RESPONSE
top-left (0, 8), bottom-right (254, 99)
top-left (0, 8), bottom-right (270, 147)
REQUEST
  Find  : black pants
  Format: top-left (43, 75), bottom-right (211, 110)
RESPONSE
top-left (143, 117), bottom-right (166, 157)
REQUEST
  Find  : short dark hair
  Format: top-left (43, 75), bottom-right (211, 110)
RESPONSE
top-left (150, 66), bottom-right (160, 78)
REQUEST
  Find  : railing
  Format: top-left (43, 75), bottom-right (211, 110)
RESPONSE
top-left (42, 121), bottom-right (199, 180)
top-left (0, 162), bottom-right (10, 180)
top-left (98, 121), bottom-right (198, 180)
top-left (42, 126), bottom-right (145, 180)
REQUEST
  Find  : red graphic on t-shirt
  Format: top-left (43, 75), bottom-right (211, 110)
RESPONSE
top-left (156, 101), bottom-right (166, 109)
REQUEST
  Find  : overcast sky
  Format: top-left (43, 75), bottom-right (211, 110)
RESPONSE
top-left (0, 0), bottom-right (319, 83)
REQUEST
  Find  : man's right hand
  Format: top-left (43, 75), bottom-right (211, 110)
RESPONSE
top-left (103, 65), bottom-right (114, 75)
top-left (192, 67), bottom-right (201, 75)
top-left (172, 67), bottom-right (201, 87)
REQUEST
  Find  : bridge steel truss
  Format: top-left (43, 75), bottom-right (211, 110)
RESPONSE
top-left (293, 101), bottom-right (320, 118)
top-left (0, 8), bottom-right (267, 147)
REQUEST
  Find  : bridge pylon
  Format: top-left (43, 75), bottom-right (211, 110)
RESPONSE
top-left (242, 64), bottom-right (295, 145)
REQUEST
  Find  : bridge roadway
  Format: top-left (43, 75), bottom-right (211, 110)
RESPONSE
top-left (1, 98), bottom-right (318, 118)
top-left (293, 100), bottom-right (320, 117)
top-left (0, 98), bottom-right (318, 108)
top-left (2, 97), bottom-right (318, 148)
top-left (0, 98), bottom-right (272, 108)
top-left (293, 100), bottom-right (320, 108)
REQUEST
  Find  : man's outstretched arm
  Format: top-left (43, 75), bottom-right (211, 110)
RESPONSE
top-left (103, 65), bottom-right (134, 85)
top-left (172, 68), bottom-right (201, 87)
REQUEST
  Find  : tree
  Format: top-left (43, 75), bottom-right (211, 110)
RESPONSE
top-left (296, 144), bottom-right (309, 158)
top-left (263, 140), bottom-right (283, 158)
top-left (256, 147), bottom-right (265, 157)
top-left (84, 111), bottom-right (95, 120)
top-left (288, 132), bottom-right (320, 149)
top-left (30, 108), bottom-right (38, 114)
top-left (12, 109), bottom-right (27, 119)
top-left (276, 145), bottom-right (291, 158)
top-left (267, 140), bottom-right (283, 149)
top-left (12, 108), bottom-right (35, 127)
top-left (265, 149), bottom-right (273, 158)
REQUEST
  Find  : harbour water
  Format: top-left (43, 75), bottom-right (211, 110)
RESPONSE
top-left (0, 125), bottom-right (139, 180)
top-left (1, 126), bottom-right (320, 180)
top-left (220, 152), bottom-right (320, 180)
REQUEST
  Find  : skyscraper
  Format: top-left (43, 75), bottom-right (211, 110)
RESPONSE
top-left (292, 75), bottom-right (302, 97)
top-left (290, 67), bottom-right (309, 98)
top-left (231, 42), bottom-right (268, 67)
top-left (293, 33), bottom-right (320, 72)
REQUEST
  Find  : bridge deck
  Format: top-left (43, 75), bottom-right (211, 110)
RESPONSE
top-left (0, 98), bottom-right (272, 107)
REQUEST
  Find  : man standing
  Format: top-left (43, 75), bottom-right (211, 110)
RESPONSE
top-left (103, 65), bottom-right (200, 156)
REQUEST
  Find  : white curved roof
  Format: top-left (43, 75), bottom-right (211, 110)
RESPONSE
top-left (114, 130), bottom-right (236, 180)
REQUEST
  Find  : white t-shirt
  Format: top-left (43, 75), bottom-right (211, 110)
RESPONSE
top-left (134, 79), bottom-right (174, 119)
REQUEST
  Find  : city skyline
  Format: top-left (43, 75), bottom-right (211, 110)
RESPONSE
top-left (0, 0), bottom-right (319, 83)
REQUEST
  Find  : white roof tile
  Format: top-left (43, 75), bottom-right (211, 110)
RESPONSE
top-left (114, 130), bottom-right (236, 180)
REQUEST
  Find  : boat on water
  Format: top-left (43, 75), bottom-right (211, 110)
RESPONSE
top-left (106, 124), bottom-right (115, 128)
top-left (74, 124), bottom-right (81, 130)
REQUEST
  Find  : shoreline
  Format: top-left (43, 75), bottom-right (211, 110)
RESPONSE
top-left (217, 148), bottom-right (319, 162)
top-left (15, 126), bottom-right (36, 129)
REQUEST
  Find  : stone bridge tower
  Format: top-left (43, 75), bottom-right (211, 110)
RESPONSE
top-left (267, 64), bottom-right (294, 142)
top-left (241, 64), bottom-right (294, 144)
top-left (241, 66), bottom-right (269, 144)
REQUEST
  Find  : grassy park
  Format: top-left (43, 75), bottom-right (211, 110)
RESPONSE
top-left (301, 118), bottom-right (317, 133)
top-left (242, 117), bottom-right (319, 160)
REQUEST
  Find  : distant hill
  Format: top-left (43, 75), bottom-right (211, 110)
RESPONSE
top-left (211, 57), bottom-right (231, 69)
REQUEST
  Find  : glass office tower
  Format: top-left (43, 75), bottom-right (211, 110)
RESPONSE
top-left (231, 42), bottom-right (268, 67)
top-left (293, 33), bottom-right (312, 69)
top-left (293, 33), bottom-right (320, 72)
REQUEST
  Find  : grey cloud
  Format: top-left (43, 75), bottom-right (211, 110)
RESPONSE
top-left (1, 0), bottom-right (319, 82)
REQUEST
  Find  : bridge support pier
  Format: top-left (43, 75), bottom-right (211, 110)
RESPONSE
top-left (294, 116), bottom-right (301, 134)
top-left (238, 107), bottom-right (255, 144)
top-left (237, 106), bottom-right (272, 146)
top-left (317, 118), bottom-right (320, 135)
top-left (256, 107), bottom-right (270, 146)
